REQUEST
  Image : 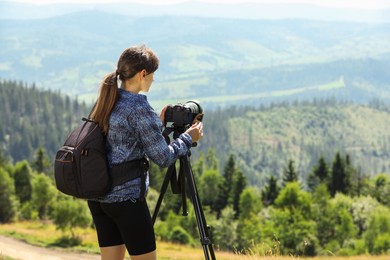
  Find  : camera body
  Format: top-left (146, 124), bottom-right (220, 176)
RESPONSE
top-left (164, 100), bottom-right (203, 128)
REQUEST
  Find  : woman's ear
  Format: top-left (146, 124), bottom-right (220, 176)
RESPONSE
top-left (141, 69), bottom-right (147, 78)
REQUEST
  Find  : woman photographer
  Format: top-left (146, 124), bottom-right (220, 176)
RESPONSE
top-left (87, 45), bottom-right (203, 260)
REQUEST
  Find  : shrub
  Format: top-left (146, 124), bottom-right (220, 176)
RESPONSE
top-left (341, 239), bottom-right (367, 256)
top-left (49, 236), bottom-right (82, 247)
top-left (52, 196), bottom-right (91, 237)
top-left (372, 233), bottom-right (390, 254)
top-left (251, 239), bottom-right (281, 257)
top-left (338, 247), bottom-right (356, 256)
top-left (19, 202), bottom-right (39, 221)
top-left (169, 226), bottom-right (193, 245)
top-left (363, 206), bottom-right (390, 253)
top-left (324, 240), bottom-right (340, 256)
top-left (296, 234), bottom-right (318, 256)
top-left (154, 220), bottom-right (169, 241)
top-left (0, 167), bottom-right (18, 223)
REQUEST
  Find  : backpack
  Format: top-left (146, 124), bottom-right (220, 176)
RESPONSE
top-left (54, 117), bottom-right (149, 200)
top-left (54, 118), bottom-right (111, 199)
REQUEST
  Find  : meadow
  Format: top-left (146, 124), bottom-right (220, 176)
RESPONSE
top-left (0, 221), bottom-right (388, 260)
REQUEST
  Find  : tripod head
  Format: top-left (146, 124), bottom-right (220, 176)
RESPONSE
top-left (162, 123), bottom-right (198, 148)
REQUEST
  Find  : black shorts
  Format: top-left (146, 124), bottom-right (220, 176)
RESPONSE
top-left (87, 199), bottom-right (156, 256)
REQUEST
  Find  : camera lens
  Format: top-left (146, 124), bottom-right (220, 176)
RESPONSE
top-left (184, 100), bottom-right (203, 114)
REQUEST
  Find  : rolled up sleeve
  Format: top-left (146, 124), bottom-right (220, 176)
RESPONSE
top-left (133, 104), bottom-right (192, 167)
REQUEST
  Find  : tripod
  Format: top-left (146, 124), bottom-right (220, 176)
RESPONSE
top-left (152, 126), bottom-right (216, 260)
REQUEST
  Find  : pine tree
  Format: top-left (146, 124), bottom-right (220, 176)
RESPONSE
top-left (216, 154), bottom-right (236, 217)
top-left (344, 154), bottom-right (354, 195)
top-left (222, 155), bottom-right (248, 217)
top-left (329, 152), bottom-right (342, 196)
top-left (315, 156), bottom-right (329, 182)
top-left (307, 156), bottom-right (329, 192)
top-left (31, 147), bottom-right (51, 176)
top-left (262, 175), bottom-right (280, 206)
top-left (282, 159), bottom-right (298, 187)
top-left (328, 152), bottom-right (350, 197)
top-left (224, 155), bottom-right (235, 194)
top-left (231, 169), bottom-right (247, 218)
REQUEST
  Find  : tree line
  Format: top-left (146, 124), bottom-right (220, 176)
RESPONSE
top-left (2, 80), bottom-right (390, 187)
top-left (1, 147), bottom-right (389, 256)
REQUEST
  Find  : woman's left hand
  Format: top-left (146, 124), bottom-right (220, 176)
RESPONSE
top-left (185, 122), bottom-right (204, 143)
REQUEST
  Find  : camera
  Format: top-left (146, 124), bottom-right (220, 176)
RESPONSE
top-left (164, 100), bottom-right (203, 128)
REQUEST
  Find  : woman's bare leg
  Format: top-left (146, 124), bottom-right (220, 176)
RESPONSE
top-left (100, 244), bottom-right (126, 260)
top-left (130, 250), bottom-right (156, 260)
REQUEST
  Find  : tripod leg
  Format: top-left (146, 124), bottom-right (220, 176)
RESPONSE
top-left (181, 156), bottom-right (216, 260)
top-left (152, 164), bottom-right (176, 224)
top-left (179, 160), bottom-right (188, 216)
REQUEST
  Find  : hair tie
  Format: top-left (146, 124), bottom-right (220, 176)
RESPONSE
top-left (115, 70), bottom-right (120, 77)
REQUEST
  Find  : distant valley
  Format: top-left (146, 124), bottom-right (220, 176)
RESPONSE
top-left (1, 2), bottom-right (389, 108)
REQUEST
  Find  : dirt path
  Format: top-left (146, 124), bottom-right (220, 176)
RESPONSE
top-left (0, 235), bottom-right (100, 260)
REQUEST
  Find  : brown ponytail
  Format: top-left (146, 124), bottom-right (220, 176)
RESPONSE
top-left (90, 72), bottom-right (118, 135)
top-left (90, 45), bottom-right (159, 135)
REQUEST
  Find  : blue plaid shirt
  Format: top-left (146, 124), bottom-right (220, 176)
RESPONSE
top-left (94, 88), bottom-right (192, 203)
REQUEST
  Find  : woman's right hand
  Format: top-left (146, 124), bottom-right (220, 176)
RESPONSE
top-left (185, 122), bottom-right (203, 143)
top-left (160, 105), bottom-right (170, 125)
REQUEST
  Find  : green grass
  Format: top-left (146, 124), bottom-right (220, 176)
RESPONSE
top-left (0, 255), bottom-right (16, 260)
top-left (1, 221), bottom-right (389, 260)
top-left (0, 221), bottom-right (235, 259)
top-left (0, 221), bottom-right (99, 254)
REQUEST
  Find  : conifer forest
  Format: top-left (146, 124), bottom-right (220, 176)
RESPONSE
top-left (1, 80), bottom-right (390, 256)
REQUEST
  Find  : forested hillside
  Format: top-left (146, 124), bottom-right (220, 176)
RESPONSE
top-left (200, 100), bottom-right (390, 186)
top-left (1, 81), bottom-right (390, 187)
top-left (0, 80), bottom-right (89, 163)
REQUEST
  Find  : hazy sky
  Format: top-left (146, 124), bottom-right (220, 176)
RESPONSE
top-left (9, 0), bottom-right (390, 9)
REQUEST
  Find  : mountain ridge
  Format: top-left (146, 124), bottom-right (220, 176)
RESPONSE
top-left (1, 9), bottom-right (389, 108)
top-left (1, 1), bottom-right (389, 22)
top-left (199, 100), bottom-right (390, 186)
